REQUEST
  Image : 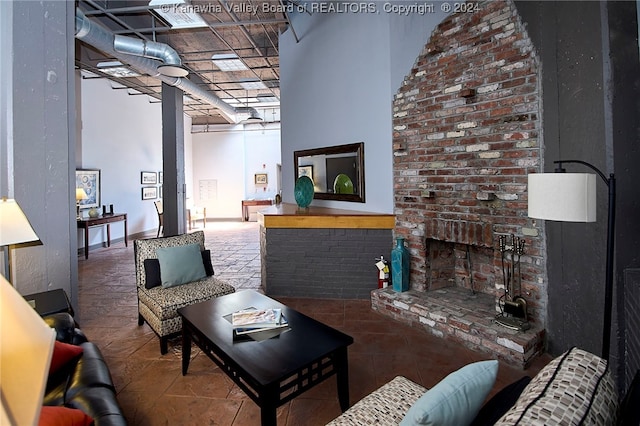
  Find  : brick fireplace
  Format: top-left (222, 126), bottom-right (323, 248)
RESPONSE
top-left (372, 0), bottom-right (548, 367)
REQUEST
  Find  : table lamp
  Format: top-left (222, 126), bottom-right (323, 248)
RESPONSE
top-left (0, 274), bottom-right (55, 425)
top-left (76, 187), bottom-right (88, 219)
top-left (0, 197), bottom-right (40, 284)
top-left (528, 159), bottom-right (615, 360)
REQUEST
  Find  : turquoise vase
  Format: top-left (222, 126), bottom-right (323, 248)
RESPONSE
top-left (391, 237), bottom-right (410, 292)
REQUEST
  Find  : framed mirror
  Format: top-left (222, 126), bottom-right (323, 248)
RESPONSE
top-left (294, 142), bottom-right (365, 202)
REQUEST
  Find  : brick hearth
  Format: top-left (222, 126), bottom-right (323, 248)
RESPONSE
top-left (384, 0), bottom-right (547, 366)
top-left (372, 287), bottom-right (545, 368)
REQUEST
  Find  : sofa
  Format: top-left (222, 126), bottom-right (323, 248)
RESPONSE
top-left (42, 312), bottom-right (126, 426)
top-left (328, 347), bottom-right (638, 425)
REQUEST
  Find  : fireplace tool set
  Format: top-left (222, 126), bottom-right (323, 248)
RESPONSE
top-left (495, 234), bottom-right (530, 331)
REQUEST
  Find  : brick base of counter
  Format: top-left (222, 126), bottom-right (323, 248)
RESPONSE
top-left (261, 227), bottom-right (392, 299)
top-left (371, 287), bottom-right (545, 368)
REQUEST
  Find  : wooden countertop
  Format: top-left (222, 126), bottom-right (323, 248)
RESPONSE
top-left (257, 203), bottom-right (395, 229)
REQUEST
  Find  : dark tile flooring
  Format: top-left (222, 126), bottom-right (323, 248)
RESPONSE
top-left (77, 221), bottom-right (551, 426)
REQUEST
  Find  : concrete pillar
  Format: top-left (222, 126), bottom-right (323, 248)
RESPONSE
top-left (161, 82), bottom-right (186, 236)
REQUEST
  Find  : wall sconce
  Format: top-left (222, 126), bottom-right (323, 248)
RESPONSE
top-left (528, 160), bottom-right (616, 360)
top-left (0, 197), bottom-right (40, 284)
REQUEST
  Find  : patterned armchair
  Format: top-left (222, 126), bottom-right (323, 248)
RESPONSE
top-left (134, 231), bottom-right (235, 354)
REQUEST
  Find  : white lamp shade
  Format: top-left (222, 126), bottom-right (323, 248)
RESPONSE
top-left (0, 198), bottom-right (39, 246)
top-left (0, 274), bottom-right (56, 425)
top-left (76, 188), bottom-right (88, 201)
top-left (528, 173), bottom-right (597, 222)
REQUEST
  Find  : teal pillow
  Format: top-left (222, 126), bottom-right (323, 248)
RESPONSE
top-left (400, 360), bottom-right (498, 426)
top-left (156, 243), bottom-right (207, 288)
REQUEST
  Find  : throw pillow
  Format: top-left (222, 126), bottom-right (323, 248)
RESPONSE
top-left (201, 249), bottom-right (214, 276)
top-left (38, 406), bottom-right (93, 426)
top-left (156, 243), bottom-right (207, 288)
top-left (494, 347), bottom-right (618, 425)
top-left (144, 258), bottom-right (162, 289)
top-left (400, 360), bottom-right (499, 426)
top-left (470, 376), bottom-right (531, 426)
top-left (49, 340), bottom-right (83, 375)
top-left (144, 250), bottom-right (213, 289)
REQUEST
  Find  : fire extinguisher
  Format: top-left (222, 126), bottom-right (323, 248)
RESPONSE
top-left (375, 256), bottom-right (390, 288)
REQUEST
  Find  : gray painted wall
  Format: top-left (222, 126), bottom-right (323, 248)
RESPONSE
top-left (279, 7), bottom-right (449, 213)
top-left (0, 1), bottom-right (77, 308)
top-left (516, 1), bottom-right (640, 388)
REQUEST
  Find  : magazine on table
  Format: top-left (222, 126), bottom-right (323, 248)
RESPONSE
top-left (227, 307), bottom-right (290, 341)
top-left (231, 308), bottom-right (283, 329)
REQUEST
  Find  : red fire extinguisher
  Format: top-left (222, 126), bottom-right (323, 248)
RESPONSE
top-left (375, 256), bottom-right (390, 288)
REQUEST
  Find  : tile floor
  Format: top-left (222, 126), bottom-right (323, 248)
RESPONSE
top-left (77, 221), bottom-right (551, 426)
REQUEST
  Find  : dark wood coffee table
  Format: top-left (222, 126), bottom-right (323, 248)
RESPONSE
top-left (178, 290), bottom-right (354, 426)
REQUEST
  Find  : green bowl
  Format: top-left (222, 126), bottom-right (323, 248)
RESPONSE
top-left (333, 174), bottom-right (354, 194)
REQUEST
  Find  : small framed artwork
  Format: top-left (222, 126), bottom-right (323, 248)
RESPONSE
top-left (141, 171), bottom-right (157, 185)
top-left (159, 186), bottom-right (163, 199)
top-left (76, 169), bottom-right (101, 210)
top-left (142, 186), bottom-right (158, 200)
top-left (158, 171), bottom-right (163, 184)
top-left (298, 165), bottom-right (313, 179)
top-left (255, 173), bottom-right (268, 185)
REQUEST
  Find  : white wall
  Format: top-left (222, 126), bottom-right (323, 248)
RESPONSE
top-left (279, 7), bottom-right (449, 213)
top-left (79, 77), bottom-right (192, 247)
top-left (191, 123), bottom-right (281, 218)
top-left (81, 76), bottom-right (281, 237)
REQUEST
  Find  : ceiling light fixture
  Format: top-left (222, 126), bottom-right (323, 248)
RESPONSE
top-left (149, 0), bottom-right (209, 29)
top-left (212, 54), bottom-right (248, 72)
top-left (256, 94), bottom-right (279, 103)
top-left (240, 79), bottom-right (268, 90)
top-left (96, 61), bottom-right (141, 78)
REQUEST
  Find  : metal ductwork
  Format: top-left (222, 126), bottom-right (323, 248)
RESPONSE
top-left (75, 8), bottom-right (261, 123)
top-left (113, 35), bottom-right (188, 78)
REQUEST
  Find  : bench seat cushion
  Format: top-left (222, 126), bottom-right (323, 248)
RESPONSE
top-left (327, 376), bottom-right (427, 425)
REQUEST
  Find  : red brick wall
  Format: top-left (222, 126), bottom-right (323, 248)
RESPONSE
top-left (393, 0), bottom-right (546, 325)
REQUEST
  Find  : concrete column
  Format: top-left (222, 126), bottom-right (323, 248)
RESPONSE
top-left (161, 82), bottom-right (186, 236)
top-left (2, 1), bottom-right (77, 307)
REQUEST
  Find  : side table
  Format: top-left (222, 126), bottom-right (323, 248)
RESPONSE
top-left (77, 213), bottom-right (128, 259)
top-left (23, 288), bottom-right (74, 317)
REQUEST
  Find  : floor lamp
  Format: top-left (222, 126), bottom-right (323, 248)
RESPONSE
top-left (0, 197), bottom-right (40, 284)
top-left (528, 160), bottom-right (616, 360)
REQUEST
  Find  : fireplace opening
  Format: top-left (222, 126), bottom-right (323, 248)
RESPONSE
top-left (426, 239), bottom-right (496, 296)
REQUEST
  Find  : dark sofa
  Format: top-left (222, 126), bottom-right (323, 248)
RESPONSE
top-left (42, 313), bottom-right (126, 426)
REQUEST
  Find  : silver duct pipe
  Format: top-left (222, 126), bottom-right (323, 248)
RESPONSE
top-left (75, 8), bottom-right (260, 123)
top-left (113, 35), bottom-right (187, 77)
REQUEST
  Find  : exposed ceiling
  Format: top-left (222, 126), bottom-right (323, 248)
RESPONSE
top-left (75, 0), bottom-right (291, 125)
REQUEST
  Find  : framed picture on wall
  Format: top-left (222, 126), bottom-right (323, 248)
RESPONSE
top-left (141, 171), bottom-right (157, 184)
top-left (142, 186), bottom-right (158, 200)
top-left (76, 169), bottom-right (101, 210)
top-left (255, 173), bottom-right (268, 185)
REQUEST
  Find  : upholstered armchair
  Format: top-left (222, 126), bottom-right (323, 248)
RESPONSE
top-left (134, 231), bottom-right (235, 354)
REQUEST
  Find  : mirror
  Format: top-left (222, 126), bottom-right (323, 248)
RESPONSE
top-left (294, 142), bottom-right (365, 202)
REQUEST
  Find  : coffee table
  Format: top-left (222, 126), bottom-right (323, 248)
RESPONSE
top-left (178, 290), bottom-right (354, 426)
